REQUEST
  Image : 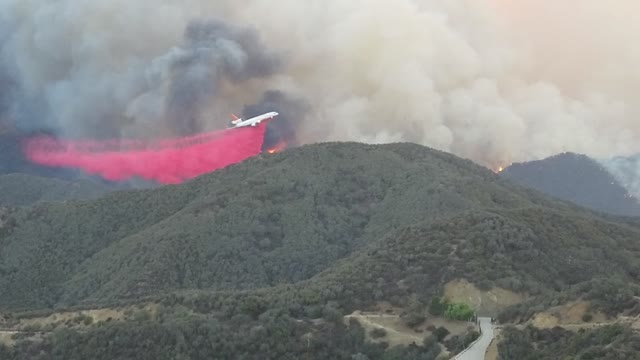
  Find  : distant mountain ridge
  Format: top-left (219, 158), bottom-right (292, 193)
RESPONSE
top-left (500, 152), bottom-right (640, 216)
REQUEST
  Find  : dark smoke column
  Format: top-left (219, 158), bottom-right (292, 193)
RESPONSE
top-left (164, 19), bottom-right (281, 136)
top-left (243, 90), bottom-right (308, 151)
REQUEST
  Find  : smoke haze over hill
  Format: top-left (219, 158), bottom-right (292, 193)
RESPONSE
top-left (501, 153), bottom-right (640, 216)
top-left (0, 0), bottom-right (638, 172)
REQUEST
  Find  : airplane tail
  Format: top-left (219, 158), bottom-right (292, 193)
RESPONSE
top-left (230, 113), bottom-right (241, 124)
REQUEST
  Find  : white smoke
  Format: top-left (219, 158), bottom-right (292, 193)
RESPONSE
top-left (600, 155), bottom-right (640, 200)
top-left (1, 0), bottom-right (639, 170)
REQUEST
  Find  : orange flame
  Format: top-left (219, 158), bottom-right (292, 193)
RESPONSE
top-left (493, 163), bottom-right (511, 173)
top-left (266, 141), bottom-right (287, 154)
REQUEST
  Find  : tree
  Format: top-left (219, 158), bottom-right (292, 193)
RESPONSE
top-left (444, 303), bottom-right (474, 321)
top-left (429, 297), bottom-right (449, 316)
top-left (404, 313), bottom-right (426, 328)
top-left (322, 304), bottom-right (344, 323)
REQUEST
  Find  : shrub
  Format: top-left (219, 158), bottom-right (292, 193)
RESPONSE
top-left (444, 303), bottom-right (474, 321)
top-left (370, 328), bottom-right (387, 338)
top-left (404, 313), bottom-right (426, 328)
top-left (433, 326), bottom-right (450, 342)
top-left (429, 297), bottom-right (449, 316)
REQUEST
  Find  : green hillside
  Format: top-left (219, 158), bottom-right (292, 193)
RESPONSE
top-left (0, 173), bottom-right (113, 206)
top-left (166, 206), bottom-right (640, 322)
top-left (2, 142), bottom-right (640, 359)
top-left (0, 142), bottom-right (594, 310)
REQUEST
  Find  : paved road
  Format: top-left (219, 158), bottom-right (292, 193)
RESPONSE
top-left (455, 317), bottom-right (494, 360)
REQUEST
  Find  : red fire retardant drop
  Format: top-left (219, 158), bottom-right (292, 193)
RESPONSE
top-left (22, 124), bottom-right (267, 184)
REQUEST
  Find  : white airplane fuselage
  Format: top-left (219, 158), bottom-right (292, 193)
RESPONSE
top-left (230, 112), bottom-right (279, 128)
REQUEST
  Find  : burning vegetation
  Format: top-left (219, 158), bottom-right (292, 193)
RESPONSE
top-left (266, 141), bottom-right (287, 154)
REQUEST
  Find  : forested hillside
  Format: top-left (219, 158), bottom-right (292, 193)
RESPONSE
top-left (0, 142), bottom-right (593, 310)
top-left (2, 142), bottom-right (640, 359)
top-left (0, 173), bottom-right (114, 206)
top-left (161, 206), bottom-right (640, 325)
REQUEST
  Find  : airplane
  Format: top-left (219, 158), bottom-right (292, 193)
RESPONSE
top-left (229, 111), bottom-right (279, 128)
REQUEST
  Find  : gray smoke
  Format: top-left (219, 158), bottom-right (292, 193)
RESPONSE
top-left (143, 19), bottom-right (280, 135)
top-left (242, 90), bottom-right (308, 150)
top-left (0, 0), bottom-right (639, 179)
top-left (600, 155), bottom-right (640, 200)
top-left (0, 7), bottom-right (279, 138)
top-left (0, 67), bottom-right (13, 124)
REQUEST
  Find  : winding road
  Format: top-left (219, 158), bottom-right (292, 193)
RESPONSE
top-left (455, 317), bottom-right (494, 360)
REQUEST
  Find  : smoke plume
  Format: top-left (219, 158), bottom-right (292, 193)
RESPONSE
top-left (600, 156), bottom-right (640, 200)
top-left (0, 5), bottom-right (280, 139)
top-left (242, 91), bottom-right (308, 151)
top-left (146, 19), bottom-right (280, 136)
top-left (1, 0), bottom-right (639, 178)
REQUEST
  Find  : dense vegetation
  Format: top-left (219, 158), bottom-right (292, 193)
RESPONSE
top-left (501, 152), bottom-right (640, 216)
top-left (0, 301), bottom-right (450, 360)
top-left (0, 173), bottom-right (115, 206)
top-left (2, 142), bottom-right (640, 358)
top-left (152, 205), bottom-right (640, 329)
top-left (498, 324), bottom-right (640, 359)
top-left (444, 303), bottom-right (474, 321)
top-left (498, 278), bottom-right (640, 324)
top-left (0, 313), bottom-right (444, 360)
top-left (2, 142), bottom-right (594, 310)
